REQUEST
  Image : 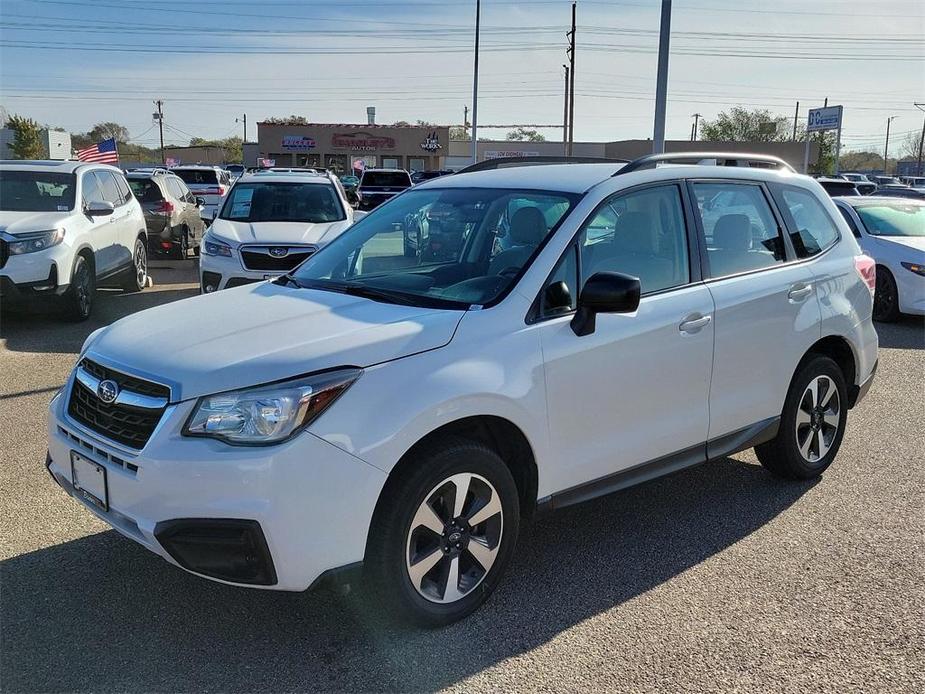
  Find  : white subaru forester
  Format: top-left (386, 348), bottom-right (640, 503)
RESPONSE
top-left (46, 153), bottom-right (879, 626)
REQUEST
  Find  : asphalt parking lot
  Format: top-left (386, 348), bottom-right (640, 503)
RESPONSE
top-left (1, 261), bottom-right (923, 693)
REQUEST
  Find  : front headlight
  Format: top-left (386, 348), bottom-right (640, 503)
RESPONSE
top-left (202, 232), bottom-right (233, 257)
top-left (901, 261), bottom-right (925, 277)
top-left (8, 229), bottom-right (65, 255)
top-left (183, 368), bottom-right (361, 445)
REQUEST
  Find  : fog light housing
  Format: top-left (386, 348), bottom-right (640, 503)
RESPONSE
top-left (201, 271), bottom-right (221, 293)
top-left (154, 518), bottom-right (277, 585)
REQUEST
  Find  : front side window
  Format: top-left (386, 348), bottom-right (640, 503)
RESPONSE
top-left (81, 172), bottom-right (105, 206)
top-left (693, 182), bottom-right (785, 278)
top-left (579, 185), bottom-right (690, 294)
top-left (219, 182), bottom-right (346, 223)
top-left (854, 202), bottom-right (925, 237)
top-left (94, 171), bottom-right (123, 207)
top-left (0, 171), bottom-right (76, 212)
top-left (779, 187), bottom-right (841, 257)
top-left (289, 187), bottom-right (578, 307)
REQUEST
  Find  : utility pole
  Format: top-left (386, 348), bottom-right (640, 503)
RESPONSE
top-left (563, 64), bottom-right (570, 155)
top-left (236, 114), bottom-right (247, 142)
top-left (463, 105), bottom-right (469, 131)
top-left (690, 113), bottom-right (701, 141)
top-left (792, 101), bottom-right (799, 141)
top-left (652, 0), bottom-right (672, 154)
top-left (470, 0), bottom-right (481, 165)
top-left (566, 2), bottom-right (576, 155)
top-left (915, 103), bottom-right (925, 177)
top-left (884, 115), bottom-right (897, 174)
top-left (154, 99), bottom-right (165, 165)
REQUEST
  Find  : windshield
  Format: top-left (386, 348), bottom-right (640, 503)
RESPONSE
top-left (0, 171), bottom-right (76, 212)
top-left (174, 169), bottom-right (219, 185)
top-left (289, 187), bottom-right (578, 307)
top-left (855, 203), bottom-right (925, 237)
top-left (220, 181), bottom-right (345, 223)
top-left (361, 171), bottom-right (412, 188)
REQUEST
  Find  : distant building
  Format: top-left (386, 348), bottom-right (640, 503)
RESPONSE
top-left (162, 145), bottom-right (229, 166)
top-left (0, 128), bottom-right (72, 160)
top-left (896, 159), bottom-right (924, 177)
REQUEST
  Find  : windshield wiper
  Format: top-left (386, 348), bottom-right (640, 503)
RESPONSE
top-left (335, 283), bottom-right (420, 306)
top-left (274, 273), bottom-right (304, 288)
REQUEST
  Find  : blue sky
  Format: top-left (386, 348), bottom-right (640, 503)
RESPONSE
top-left (0, 0), bottom-right (922, 154)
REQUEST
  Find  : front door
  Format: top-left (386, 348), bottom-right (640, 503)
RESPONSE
top-left (539, 182), bottom-right (715, 497)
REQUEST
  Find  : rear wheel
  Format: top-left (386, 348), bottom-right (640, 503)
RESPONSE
top-left (872, 266), bottom-right (900, 322)
top-left (121, 238), bottom-right (148, 293)
top-left (62, 254), bottom-right (94, 321)
top-left (173, 228), bottom-right (189, 260)
top-left (755, 355), bottom-right (848, 479)
top-left (365, 437), bottom-right (520, 627)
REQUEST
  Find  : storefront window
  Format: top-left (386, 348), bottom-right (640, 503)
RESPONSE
top-left (409, 158), bottom-right (425, 172)
top-left (382, 157), bottom-right (400, 169)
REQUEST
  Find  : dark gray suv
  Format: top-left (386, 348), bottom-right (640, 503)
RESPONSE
top-left (127, 169), bottom-right (205, 259)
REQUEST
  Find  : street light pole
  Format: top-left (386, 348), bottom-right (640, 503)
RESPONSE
top-left (884, 115), bottom-right (897, 174)
top-left (566, 2), bottom-right (576, 156)
top-left (470, 0), bottom-right (481, 165)
top-left (652, 0), bottom-right (672, 154)
top-left (915, 103), bottom-right (925, 177)
top-left (562, 64), bottom-right (570, 155)
top-left (690, 113), bottom-right (701, 141)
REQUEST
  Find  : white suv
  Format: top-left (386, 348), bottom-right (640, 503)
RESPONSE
top-left (200, 170), bottom-right (359, 292)
top-left (1, 160), bottom-right (149, 320)
top-left (46, 153), bottom-right (878, 626)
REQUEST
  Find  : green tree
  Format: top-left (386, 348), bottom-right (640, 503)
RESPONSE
top-left (89, 121), bottom-right (130, 143)
top-left (506, 127), bottom-right (546, 142)
top-left (449, 126), bottom-right (468, 140)
top-left (699, 107), bottom-right (792, 143)
top-left (6, 114), bottom-right (44, 159)
top-left (262, 115), bottom-right (309, 125)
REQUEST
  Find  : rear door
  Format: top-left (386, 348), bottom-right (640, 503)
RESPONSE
top-left (690, 179), bottom-right (820, 444)
top-left (94, 170), bottom-right (136, 272)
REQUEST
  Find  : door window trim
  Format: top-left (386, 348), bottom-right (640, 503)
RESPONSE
top-left (527, 180), bottom-right (701, 325)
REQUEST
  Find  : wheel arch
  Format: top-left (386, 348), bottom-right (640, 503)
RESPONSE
top-left (72, 244), bottom-right (96, 278)
top-left (797, 334), bottom-right (860, 407)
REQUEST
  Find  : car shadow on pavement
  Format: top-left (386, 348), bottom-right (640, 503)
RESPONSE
top-left (875, 315), bottom-right (925, 350)
top-left (1, 456), bottom-right (816, 693)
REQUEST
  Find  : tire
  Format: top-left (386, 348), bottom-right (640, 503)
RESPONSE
top-left (365, 436), bottom-right (520, 627)
top-left (755, 355), bottom-right (848, 480)
top-left (872, 266), bottom-right (901, 322)
top-left (121, 237), bottom-right (148, 293)
top-left (62, 253), bottom-right (94, 322)
top-left (172, 228), bottom-right (188, 260)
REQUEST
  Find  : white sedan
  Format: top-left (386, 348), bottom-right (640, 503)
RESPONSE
top-left (834, 196), bottom-right (925, 321)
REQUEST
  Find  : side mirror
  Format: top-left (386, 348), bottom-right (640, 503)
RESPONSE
top-left (86, 201), bottom-right (114, 217)
top-left (570, 271), bottom-right (640, 336)
top-left (195, 196), bottom-right (206, 207)
top-left (542, 280), bottom-right (573, 315)
top-left (353, 210), bottom-right (368, 222)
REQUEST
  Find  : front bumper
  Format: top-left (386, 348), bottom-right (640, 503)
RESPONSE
top-left (0, 265), bottom-right (66, 303)
top-left (895, 267), bottom-right (925, 316)
top-left (198, 249), bottom-right (286, 292)
top-left (46, 385), bottom-right (387, 591)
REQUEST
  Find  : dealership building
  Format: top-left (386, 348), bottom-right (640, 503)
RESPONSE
top-left (255, 121), bottom-right (450, 173)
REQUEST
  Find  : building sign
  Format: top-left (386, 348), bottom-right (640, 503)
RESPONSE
top-left (281, 135), bottom-right (316, 151)
top-left (807, 105), bottom-right (843, 132)
top-left (484, 150), bottom-right (541, 159)
top-left (420, 131), bottom-right (442, 152)
top-left (331, 132), bottom-right (396, 151)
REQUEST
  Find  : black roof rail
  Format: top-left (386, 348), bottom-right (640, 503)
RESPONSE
top-left (456, 155), bottom-right (628, 174)
top-left (614, 152), bottom-right (796, 176)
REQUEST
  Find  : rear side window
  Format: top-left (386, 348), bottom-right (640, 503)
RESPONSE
top-left (165, 178), bottom-right (185, 199)
top-left (114, 174), bottom-right (133, 203)
top-left (692, 182), bottom-right (785, 278)
top-left (778, 187), bottom-right (841, 257)
top-left (94, 171), bottom-right (123, 206)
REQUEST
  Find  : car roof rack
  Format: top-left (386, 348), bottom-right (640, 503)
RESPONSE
top-left (614, 152), bottom-right (796, 176)
top-left (456, 156), bottom-right (628, 174)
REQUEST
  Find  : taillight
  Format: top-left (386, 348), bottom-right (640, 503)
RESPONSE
top-left (855, 254), bottom-right (876, 297)
top-left (157, 200), bottom-right (175, 214)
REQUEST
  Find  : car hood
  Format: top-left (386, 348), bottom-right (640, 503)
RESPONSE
top-left (84, 281), bottom-right (465, 401)
top-left (870, 235), bottom-right (925, 253)
top-left (0, 210), bottom-right (73, 234)
top-left (210, 218), bottom-right (351, 246)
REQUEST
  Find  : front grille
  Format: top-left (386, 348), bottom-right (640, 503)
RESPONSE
top-left (0, 239), bottom-right (8, 269)
top-left (67, 359), bottom-right (168, 449)
top-left (241, 247), bottom-right (314, 271)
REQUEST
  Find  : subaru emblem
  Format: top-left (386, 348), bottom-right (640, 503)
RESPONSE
top-left (97, 379), bottom-right (119, 404)
top-left (269, 247), bottom-right (288, 258)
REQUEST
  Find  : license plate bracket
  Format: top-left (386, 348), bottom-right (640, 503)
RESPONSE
top-left (70, 451), bottom-right (109, 511)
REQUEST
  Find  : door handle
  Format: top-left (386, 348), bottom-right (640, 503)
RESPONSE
top-left (788, 283), bottom-right (813, 301)
top-left (679, 315), bottom-right (711, 333)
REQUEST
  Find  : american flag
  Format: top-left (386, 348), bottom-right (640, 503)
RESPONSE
top-left (76, 138), bottom-right (119, 164)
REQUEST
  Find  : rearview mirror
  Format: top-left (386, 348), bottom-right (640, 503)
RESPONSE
top-left (86, 201), bottom-right (114, 217)
top-left (195, 196), bottom-right (206, 207)
top-left (570, 271), bottom-right (640, 336)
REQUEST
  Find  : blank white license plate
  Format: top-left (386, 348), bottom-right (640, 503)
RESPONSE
top-left (71, 451), bottom-right (108, 511)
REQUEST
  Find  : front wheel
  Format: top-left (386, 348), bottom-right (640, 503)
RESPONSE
top-left (755, 355), bottom-right (848, 479)
top-left (121, 238), bottom-right (148, 293)
top-left (365, 437), bottom-right (520, 627)
top-left (62, 254), bottom-right (94, 321)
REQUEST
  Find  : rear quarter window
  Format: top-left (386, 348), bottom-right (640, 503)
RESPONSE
top-left (775, 186), bottom-right (841, 258)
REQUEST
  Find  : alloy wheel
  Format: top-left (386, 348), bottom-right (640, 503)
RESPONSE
top-left (135, 241), bottom-right (148, 288)
top-left (74, 261), bottom-right (91, 317)
top-left (405, 472), bottom-right (503, 604)
top-left (795, 375), bottom-right (840, 462)
top-left (873, 271), bottom-right (896, 319)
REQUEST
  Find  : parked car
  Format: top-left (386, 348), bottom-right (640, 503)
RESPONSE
top-left (0, 160), bottom-right (148, 320)
top-left (171, 165), bottom-right (232, 223)
top-left (874, 185), bottom-right (925, 201)
top-left (816, 177), bottom-right (860, 197)
top-left (898, 176), bottom-right (925, 190)
top-left (869, 175), bottom-right (903, 187)
top-left (356, 168), bottom-right (413, 211)
top-left (199, 170), bottom-right (360, 292)
top-left (126, 169), bottom-right (205, 259)
top-left (46, 153), bottom-right (878, 627)
top-left (411, 170), bottom-right (454, 185)
top-left (833, 196), bottom-right (925, 321)
top-left (840, 173), bottom-right (876, 194)
top-left (224, 164), bottom-right (246, 179)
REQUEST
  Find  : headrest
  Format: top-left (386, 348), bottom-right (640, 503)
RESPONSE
top-left (713, 214), bottom-right (751, 250)
top-left (612, 211), bottom-right (654, 254)
top-left (509, 206), bottom-right (547, 245)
